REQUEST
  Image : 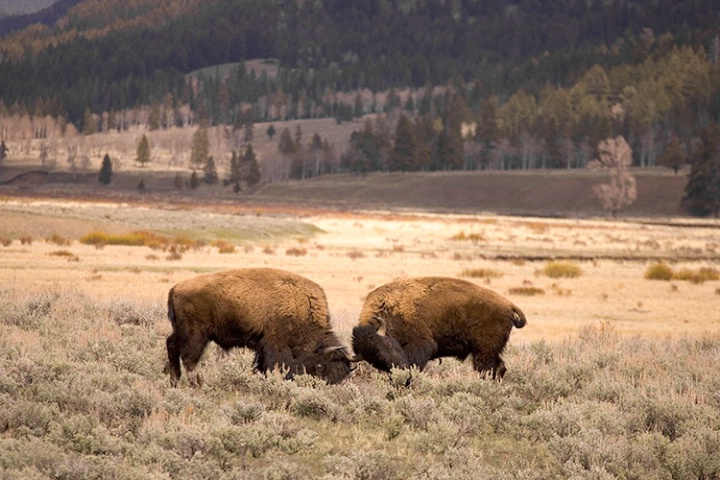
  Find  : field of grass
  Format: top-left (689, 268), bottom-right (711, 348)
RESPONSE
top-left (1, 199), bottom-right (719, 478)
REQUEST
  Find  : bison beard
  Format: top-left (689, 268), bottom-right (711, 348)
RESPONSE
top-left (351, 276), bottom-right (527, 380)
top-left (165, 268), bottom-right (353, 386)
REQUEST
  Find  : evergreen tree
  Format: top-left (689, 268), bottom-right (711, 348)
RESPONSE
top-left (136, 134), bottom-right (151, 167)
top-left (388, 115), bottom-right (418, 171)
top-left (278, 127), bottom-right (297, 155)
top-left (189, 170), bottom-right (200, 189)
top-left (98, 153), bottom-right (113, 185)
top-left (241, 144), bottom-right (261, 187)
top-left (227, 150), bottom-right (241, 187)
top-left (204, 155), bottom-right (219, 185)
top-left (0, 140), bottom-right (7, 167)
top-left (190, 126), bottom-right (210, 170)
top-left (683, 122), bottom-right (720, 217)
top-left (266, 124), bottom-right (276, 140)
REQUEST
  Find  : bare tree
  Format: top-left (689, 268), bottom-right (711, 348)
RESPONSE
top-left (589, 136), bottom-right (637, 217)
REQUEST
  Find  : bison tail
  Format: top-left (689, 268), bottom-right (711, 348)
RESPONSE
top-left (511, 307), bottom-right (527, 329)
top-left (167, 288), bottom-right (177, 329)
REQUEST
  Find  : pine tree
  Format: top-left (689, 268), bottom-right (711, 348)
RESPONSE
top-left (227, 150), bottom-right (241, 187)
top-left (204, 155), bottom-right (219, 185)
top-left (241, 144), bottom-right (261, 187)
top-left (266, 124), bottom-right (276, 140)
top-left (0, 140), bottom-right (7, 167)
top-left (136, 134), bottom-right (151, 167)
top-left (387, 115), bottom-right (417, 171)
top-left (683, 122), bottom-right (720, 217)
top-left (189, 170), bottom-right (200, 189)
top-left (98, 153), bottom-right (113, 185)
top-left (278, 127), bottom-right (297, 155)
top-left (190, 126), bottom-right (210, 170)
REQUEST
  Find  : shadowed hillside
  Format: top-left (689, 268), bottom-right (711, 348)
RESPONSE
top-left (0, 166), bottom-right (687, 218)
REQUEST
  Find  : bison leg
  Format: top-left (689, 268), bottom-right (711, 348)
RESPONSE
top-left (472, 353), bottom-right (506, 381)
top-left (257, 343), bottom-right (294, 376)
top-left (404, 339), bottom-right (438, 370)
top-left (178, 335), bottom-right (209, 387)
top-left (166, 332), bottom-right (182, 387)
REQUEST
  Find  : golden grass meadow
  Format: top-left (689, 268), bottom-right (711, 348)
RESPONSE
top-left (1, 198), bottom-right (719, 479)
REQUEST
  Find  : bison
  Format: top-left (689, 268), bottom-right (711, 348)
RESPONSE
top-left (165, 268), bottom-right (353, 386)
top-left (351, 276), bottom-right (526, 379)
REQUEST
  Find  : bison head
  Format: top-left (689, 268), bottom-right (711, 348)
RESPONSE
top-left (351, 317), bottom-right (410, 372)
top-left (295, 344), bottom-right (354, 385)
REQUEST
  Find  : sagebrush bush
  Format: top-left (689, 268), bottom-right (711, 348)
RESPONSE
top-left (460, 268), bottom-right (503, 279)
top-left (2, 285), bottom-right (720, 479)
top-left (541, 261), bottom-right (583, 278)
top-left (644, 261), bottom-right (674, 280)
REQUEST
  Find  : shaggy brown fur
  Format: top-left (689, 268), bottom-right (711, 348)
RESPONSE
top-left (165, 268), bottom-right (352, 386)
top-left (353, 276), bottom-right (526, 379)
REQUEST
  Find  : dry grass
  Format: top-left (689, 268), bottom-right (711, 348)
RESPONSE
top-left (0, 198), bottom-right (719, 477)
top-left (1, 285), bottom-right (719, 479)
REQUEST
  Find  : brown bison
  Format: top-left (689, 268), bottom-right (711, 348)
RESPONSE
top-left (165, 268), bottom-right (353, 386)
top-left (351, 276), bottom-right (526, 379)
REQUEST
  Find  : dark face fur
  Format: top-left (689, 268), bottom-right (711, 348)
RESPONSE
top-left (298, 348), bottom-right (353, 384)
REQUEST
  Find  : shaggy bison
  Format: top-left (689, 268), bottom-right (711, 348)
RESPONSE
top-left (351, 276), bottom-right (526, 379)
top-left (165, 268), bottom-right (353, 386)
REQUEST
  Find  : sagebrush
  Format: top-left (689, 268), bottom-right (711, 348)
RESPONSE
top-left (1, 286), bottom-right (719, 479)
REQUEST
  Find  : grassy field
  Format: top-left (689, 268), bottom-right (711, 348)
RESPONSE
top-left (1, 199), bottom-right (719, 478)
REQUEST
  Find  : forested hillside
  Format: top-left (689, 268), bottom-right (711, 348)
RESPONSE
top-left (1, 0), bottom-right (719, 215)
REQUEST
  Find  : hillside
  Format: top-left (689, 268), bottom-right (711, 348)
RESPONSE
top-left (0, 164), bottom-right (688, 219)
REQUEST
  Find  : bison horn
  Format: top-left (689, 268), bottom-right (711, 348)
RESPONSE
top-left (347, 354), bottom-right (364, 363)
top-left (321, 345), bottom-right (347, 354)
top-left (371, 315), bottom-right (387, 336)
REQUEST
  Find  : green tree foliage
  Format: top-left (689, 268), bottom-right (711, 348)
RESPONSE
top-left (190, 126), bottom-right (209, 170)
top-left (266, 124), bottom-right (276, 140)
top-left (683, 122), bottom-right (720, 217)
top-left (203, 155), bottom-right (218, 185)
top-left (388, 115), bottom-right (418, 172)
top-left (241, 144), bottom-right (261, 187)
top-left (278, 127), bottom-right (297, 155)
top-left (342, 118), bottom-right (389, 174)
top-left (98, 153), bottom-right (113, 185)
top-left (659, 135), bottom-right (686, 175)
top-left (135, 134), bottom-right (151, 167)
top-left (0, 140), bottom-right (7, 167)
top-left (82, 108), bottom-right (97, 135)
top-left (189, 170), bottom-right (200, 189)
top-left (226, 150), bottom-right (241, 189)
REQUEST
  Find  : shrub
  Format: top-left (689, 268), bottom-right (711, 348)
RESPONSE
top-left (645, 263), bottom-right (719, 283)
top-left (509, 286), bottom-right (545, 296)
top-left (211, 239), bottom-right (235, 254)
top-left (347, 250), bottom-right (365, 259)
top-left (460, 268), bottom-right (503, 279)
top-left (672, 267), bottom-right (719, 284)
top-left (285, 247), bottom-right (307, 256)
top-left (46, 233), bottom-right (70, 246)
top-left (542, 261), bottom-right (582, 278)
top-left (644, 262), bottom-right (674, 281)
top-left (0, 236), bottom-right (11, 246)
top-left (450, 231), bottom-right (486, 242)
